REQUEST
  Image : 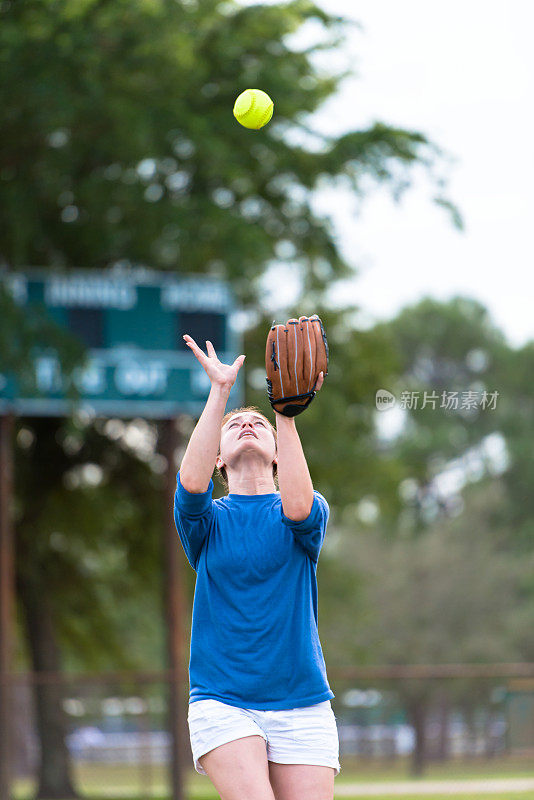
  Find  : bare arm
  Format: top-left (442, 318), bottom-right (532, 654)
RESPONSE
top-left (179, 336), bottom-right (245, 494)
top-left (275, 371), bottom-right (325, 521)
top-left (275, 415), bottom-right (314, 520)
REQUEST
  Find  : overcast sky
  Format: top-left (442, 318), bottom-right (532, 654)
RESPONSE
top-left (243, 0), bottom-right (534, 349)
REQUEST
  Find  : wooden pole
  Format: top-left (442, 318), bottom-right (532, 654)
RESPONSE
top-left (0, 414), bottom-right (15, 800)
top-left (162, 419), bottom-right (187, 800)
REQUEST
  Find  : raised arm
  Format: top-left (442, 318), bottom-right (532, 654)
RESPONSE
top-left (274, 371), bottom-right (325, 521)
top-left (179, 336), bottom-right (245, 494)
top-left (275, 415), bottom-right (314, 520)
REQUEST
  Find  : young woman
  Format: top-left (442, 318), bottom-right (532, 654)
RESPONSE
top-left (173, 334), bottom-right (339, 800)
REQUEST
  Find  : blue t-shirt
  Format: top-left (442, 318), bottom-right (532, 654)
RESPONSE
top-left (173, 470), bottom-right (335, 710)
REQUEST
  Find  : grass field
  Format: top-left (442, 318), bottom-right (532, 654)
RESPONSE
top-left (12, 754), bottom-right (534, 800)
top-left (335, 754), bottom-right (534, 781)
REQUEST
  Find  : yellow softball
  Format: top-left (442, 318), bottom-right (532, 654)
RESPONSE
top-left (233, 89), bottom-right (274, 130)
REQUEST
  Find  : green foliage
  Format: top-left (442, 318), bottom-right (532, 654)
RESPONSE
top-left (0, 0), bottom-right (475, 684)
top-left (323, 296), bottom-right (534, 679)
top-left (0, 0), bottom-right (443, 305)
top-left (353, 478), bottom-right (529, 665)
top-left (15, 415), bottom-right (166, 670)
top-left (324, 477), bottom-right (534, 725)
top-left (373, 296), bottom-right (509, 484)
top-left (369, 294), bottom-right (534, 554)
top-left (0, 0), bottom-right (454, 674)
top-left (489, 340), bottom-right (534, 547)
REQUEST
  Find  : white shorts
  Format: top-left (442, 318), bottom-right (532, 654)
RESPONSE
top-left (187, 698), bottom-right (341, 777)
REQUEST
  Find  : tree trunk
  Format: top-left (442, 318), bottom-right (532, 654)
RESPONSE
top-left (435, 688), bottom-right (451, 762)
top-left (17, 571), bottom-right (78, 799)
top-left (407, 697), bottom-right (428, 777)
top-left (159, 418), bottom-right (188, 800)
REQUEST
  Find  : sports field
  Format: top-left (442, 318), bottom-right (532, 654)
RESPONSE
top-left (12, 755), bottom-right (534, 800)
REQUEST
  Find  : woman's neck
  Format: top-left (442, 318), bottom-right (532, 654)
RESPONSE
top-left (227, 469), bottom-right (276, 495)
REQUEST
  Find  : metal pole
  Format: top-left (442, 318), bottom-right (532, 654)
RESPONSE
top-left (162, 419), bottom-right (186, 800)
top-left (0, 414), bottom-right (15, 800)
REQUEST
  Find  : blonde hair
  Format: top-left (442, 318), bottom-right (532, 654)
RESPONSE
top-left (216, 406), bottom-right (278, 490)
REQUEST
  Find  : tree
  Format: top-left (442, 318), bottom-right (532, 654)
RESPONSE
top-left (1, 0), bottom-right (454, 794)
top-left (313, 296), bottom-right (534, 775)
top-left (1, 0), bottom-right (447, 290)
top-left (329, 477), bottom-right (532, 776)
top-left (15, 415), bottom-right (166, 797)
top-left (371, 295), bottom-right (534, 560)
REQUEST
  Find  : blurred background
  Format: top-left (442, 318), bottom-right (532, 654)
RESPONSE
top-left (1, 1), bottom-right (533, 799)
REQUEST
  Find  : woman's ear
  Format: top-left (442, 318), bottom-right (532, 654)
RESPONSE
top-left (215, 454), bottom-right (225, 470)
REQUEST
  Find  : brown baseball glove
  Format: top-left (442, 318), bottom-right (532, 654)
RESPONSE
top-left (265, 314), bottom-right (329, 417)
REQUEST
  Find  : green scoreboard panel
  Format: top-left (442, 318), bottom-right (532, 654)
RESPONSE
top-left (0, 269), bottom-right (243, 418)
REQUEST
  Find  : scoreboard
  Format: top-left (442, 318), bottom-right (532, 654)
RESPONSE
top-left (0, 269), bottom-right (244, 418)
